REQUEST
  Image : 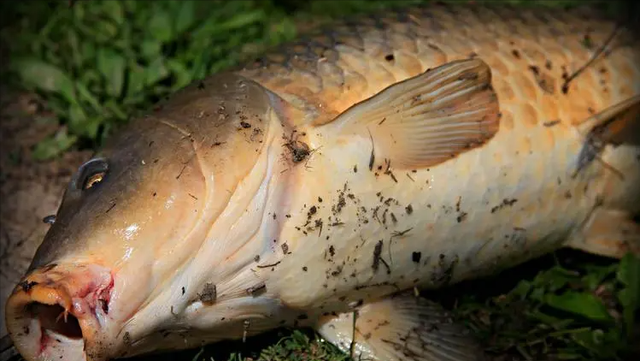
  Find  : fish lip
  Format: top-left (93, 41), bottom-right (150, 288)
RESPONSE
top-left (5, 264), bottom-right (117, 361)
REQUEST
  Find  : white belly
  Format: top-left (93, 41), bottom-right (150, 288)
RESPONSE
top-left (259, 108), bottom-right (639, 311)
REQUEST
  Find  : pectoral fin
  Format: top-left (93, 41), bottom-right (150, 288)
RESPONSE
top-left (316, 292), bottom-right (485, 361)
top-left (319, 59), bottom-right (500, 170)
top-left (566, 208), bottom-right (640, 259)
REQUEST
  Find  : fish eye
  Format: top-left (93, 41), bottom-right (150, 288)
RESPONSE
top-left (84, 172), bottom-right (105, 190)
top-left (76, 158), bottom-right (109, 191)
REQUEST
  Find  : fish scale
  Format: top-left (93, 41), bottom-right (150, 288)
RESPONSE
top-left (239, 4), bottom-right (638, 129)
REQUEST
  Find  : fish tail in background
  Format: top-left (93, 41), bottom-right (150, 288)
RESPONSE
top-left (317, 291), bottom-right (485, 361)
top-left (565, 208), bottom-right (640, 259)
top-left (565, 96), bottom-right (640, 259)
top-left (572, 96), bottom-right (640, 177)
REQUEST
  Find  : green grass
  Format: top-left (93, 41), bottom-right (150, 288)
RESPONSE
top-left (1, 1), bottom-right (639, 360)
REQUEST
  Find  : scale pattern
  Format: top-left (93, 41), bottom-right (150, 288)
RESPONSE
top-left (238, 3), bottom-right (639, 130)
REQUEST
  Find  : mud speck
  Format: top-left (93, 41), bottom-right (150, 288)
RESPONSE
top-left (198, 283), bottom-right (217, 304)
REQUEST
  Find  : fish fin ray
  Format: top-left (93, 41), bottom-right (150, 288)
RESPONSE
top-left (316, 292), bottom-right (485, 361)
top-left (574, 95), bottom-right (640, 175)
top-left (566, 208), bottom-right (640, 259)
top-left (577, 95), bottom-right (640, 144)
top-left (320, 59), bottom-right (500, 170)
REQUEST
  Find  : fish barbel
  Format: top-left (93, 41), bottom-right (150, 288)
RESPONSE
top-left (5, 3), bottom-right (640, 361)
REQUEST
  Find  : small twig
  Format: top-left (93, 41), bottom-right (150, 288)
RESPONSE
top-left (368, 128), bottom-right (375, 171)
top-left (256, 261), bottom-right (281, 269)
top-left (562, 24), bottom-right (620, 94)
top-left (349, 310), bottom-right (359, 358)
top-left (388, 228), bottom-right (413, 267)
top-left (242, 320), bottom-right (250, 343)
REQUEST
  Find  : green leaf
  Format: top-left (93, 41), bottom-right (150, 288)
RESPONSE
top-left (68, 104), bottom-right (89, 136)
top-left (166, 59), bottom-right (192, 90)
top-left (582, 264), bottom-right (616, 291)
top-left (533, 266), bottom-right (580, 292)
top-left (71, 0), bottom-right (86, 21)
top-left (617, 253), bottom-right (640, 335)
top-left (148, 8), bottom-right (173, 43)
top-left (113, 23), bottom-right (133, 55)
top-left (189, 46), bottom-right (210, 81)
top-left (104, 99), bottom-right (127, 121)
top-left (82, 116), bottom-right (104, 140)
top-left (570, 328), bottom-right (621, 358)
top-left (86, 18), bottom-right (118, 43)
top-left (617, 253), bottom-right (640, 289)
top-left (529, 309), bottom-right (564, 326)
top-left (121, 0), bottom-right (138, 13)
top-left (46, 98), bottom-right (69, 119)
top-left (126, 62), bottom-right (146, 98)
top-left (96, 47), bottom-right (126, 97)
top-left (80, 41), bottom-right (96, 63)
top-left (545, 292), bottom-right (613, 323)
top-left (80, 69), bottom-right (102, 94)
top-left (145, 57), bottom-right (169, 86)
top-left (511, 280), bottom-right (532, 300)
top-left (66, 30), bottom-right (83, 68)
top-left (141, 39), bottom-right (162, 60)
top-left (192, 9), bottom-right (265, 40)
top-left (12, 58), bottom-right (77, 104)
top-left (175, 1), bottom-right (196, 34)
top-left (75, 81), bottom-right (102, 112)
top-left (529, 286), bottom-right (546, 302)
top-left (101, 0), bottom-right (124, 25)
top-left (189, 347), bottom-right (204, 361)
top-left (32, 129), bottom-right (78, 161)
top-left (266, 16), bottom-right (297, 45)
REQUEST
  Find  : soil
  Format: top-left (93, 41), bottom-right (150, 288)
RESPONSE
top-left (0, 88), bottom-right (91, 337)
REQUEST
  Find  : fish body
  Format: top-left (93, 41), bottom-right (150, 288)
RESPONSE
top-left (238, 4), bottom-right (640, 309)
top-left (5, 3), bottom-right (640, 361)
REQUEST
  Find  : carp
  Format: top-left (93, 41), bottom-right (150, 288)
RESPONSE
top-left (4, 3), bottom-right (640, 361)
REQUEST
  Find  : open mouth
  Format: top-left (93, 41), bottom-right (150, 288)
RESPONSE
top-left (29, 303), bottom-right (83, 340)
top-left (5, 264), bottom-right (114, 361)
top-left (25, 303), bottom-right (85, 360)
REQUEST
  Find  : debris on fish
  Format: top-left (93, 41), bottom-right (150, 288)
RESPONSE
top-left (5, 3), bottom-right (640, 361)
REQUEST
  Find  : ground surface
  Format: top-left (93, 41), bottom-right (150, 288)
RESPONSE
top-left (0, 1), bottom-right (638, 361)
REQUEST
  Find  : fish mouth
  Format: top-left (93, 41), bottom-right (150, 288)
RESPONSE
top-left (5, 264), bottom-right (116, 361)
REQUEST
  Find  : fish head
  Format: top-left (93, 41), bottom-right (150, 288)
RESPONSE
top-left (5, 74), bottom-right (288, 360)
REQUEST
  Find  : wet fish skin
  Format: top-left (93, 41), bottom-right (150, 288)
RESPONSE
top-left (235, 3), bottom-right (640, 309)
top-left (4, 3), bottom-right (640, 361)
